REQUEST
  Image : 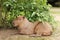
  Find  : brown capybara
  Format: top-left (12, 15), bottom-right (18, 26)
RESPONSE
top-left (12, 16), bottom-right (36, 35)
top-left (13, 16), bottom-right (53, 36)
top-left (34, 21), bottom-right (53, 36)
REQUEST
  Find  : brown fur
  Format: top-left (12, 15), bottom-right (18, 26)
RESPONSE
top-left (12, 16), bottom-right (35, 35)
top-left (12, 16), bottom-right (53, 36)
top-left (34, 22), bottom-right (52, 36)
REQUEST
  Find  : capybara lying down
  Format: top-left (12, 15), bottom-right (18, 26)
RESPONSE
top-left (12, 16), bottom-right (53, 36)
top-left (34, 22), bottom-right (53, 36)
top-left (12, 16), bottom-right (36, 35)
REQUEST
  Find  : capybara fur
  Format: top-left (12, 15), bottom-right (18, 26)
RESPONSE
top-left (13, 16), bottom-right (53, 36)
top-left (34, 22), bottom-right (52, 36)
top-left (12, 16), bottom-right (36, 35)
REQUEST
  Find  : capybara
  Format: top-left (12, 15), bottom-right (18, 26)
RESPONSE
top-left (13, 16), bottom-right (53, 36)
top-left (34, 21), bottom-right (53, 36)
top-left (12, 16), bottom-right (36, 35)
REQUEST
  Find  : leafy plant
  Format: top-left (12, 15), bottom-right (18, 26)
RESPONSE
top-left (2, 0), bottom-right (55, 28)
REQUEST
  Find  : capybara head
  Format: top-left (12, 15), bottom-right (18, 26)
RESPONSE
top-left (12, 16), bottom-right (25, 27)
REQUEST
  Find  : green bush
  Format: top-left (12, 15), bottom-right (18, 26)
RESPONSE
top-left (2, 0), bottom-right (55, 28)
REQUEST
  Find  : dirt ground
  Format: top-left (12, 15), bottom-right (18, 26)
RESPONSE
top-left (0, 8), bottom-right (60, 40)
